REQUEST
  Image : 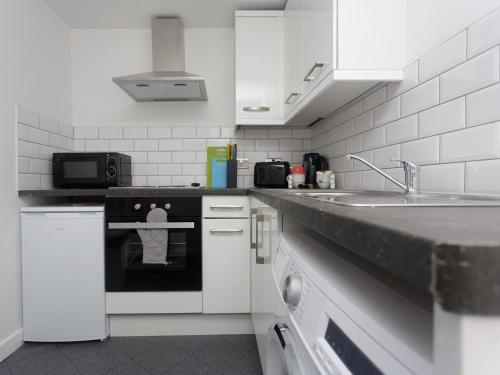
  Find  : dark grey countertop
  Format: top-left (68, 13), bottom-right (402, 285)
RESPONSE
top-left (18, 187), bottom-right (500, 314)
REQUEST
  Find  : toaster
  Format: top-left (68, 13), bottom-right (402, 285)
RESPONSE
top-left (254, 161), bottom-right (290, 188)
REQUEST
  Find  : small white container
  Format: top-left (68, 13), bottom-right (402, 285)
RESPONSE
top-left (330, 173), bottom-right (336, 189)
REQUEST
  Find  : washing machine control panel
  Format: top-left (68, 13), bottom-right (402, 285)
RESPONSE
top-left (282, 272), bottom-right (302, 309)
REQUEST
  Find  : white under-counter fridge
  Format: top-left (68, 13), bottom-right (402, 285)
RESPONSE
top-left (21, 205), bottom-right (108, 342)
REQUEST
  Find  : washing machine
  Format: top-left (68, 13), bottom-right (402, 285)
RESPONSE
top-left (264, 229), bottom-right (433, 375)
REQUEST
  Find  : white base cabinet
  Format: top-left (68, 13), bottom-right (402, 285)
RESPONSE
top-left (202, 196), bottom-right (250, 314)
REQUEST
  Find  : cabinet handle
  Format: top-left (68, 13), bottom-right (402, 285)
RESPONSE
top-left (303, 62), bottom-right (325, 82)
top-left (285, 92), bottom-right (301, 104)
top-left (209, 229), bottom-right (244, 233)
top-left (209, 205), bottom-right (244, 209)
top-left (243, 106), bottom-right (270, 112)
top-left (255, 213), bottom-right (267, 264)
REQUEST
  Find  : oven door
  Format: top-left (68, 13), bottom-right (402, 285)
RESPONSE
top-left (53, 153), bottom-right (108, 187)
top-left (105, 216), bottom-right (202, 292)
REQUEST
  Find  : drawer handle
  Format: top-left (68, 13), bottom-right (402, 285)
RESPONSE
top-left (303, 62), bottom-right (325, 82)
top-left (243, 106), bottom-right (270, 112)
top-left (209, 229), bottom-right (244, 233)
top-left (285, 92), bottom-right (300, 104)
top-left (209, 205), bottom-right (244, 209)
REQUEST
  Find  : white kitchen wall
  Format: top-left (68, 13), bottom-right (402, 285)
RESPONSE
top-left (1, 0), bottom-right (72, 361)
top-left (71, 28), bottom-right (235, 127)
top-left (312, 7), bottom-right (500, 195)
top-left (74, 126), bottom-right (311, 187)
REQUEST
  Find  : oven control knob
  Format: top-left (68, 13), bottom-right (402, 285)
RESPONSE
top-left (134, 203), bottom-right (141, 210)
top-left (283, 273), bottom-right (302, 310)
top-left (106, 167), bottom-right (116, 178)
top-left (150, 203), bottom-right (157, 210)
top-left (165, 203), bottom-right (171, 210)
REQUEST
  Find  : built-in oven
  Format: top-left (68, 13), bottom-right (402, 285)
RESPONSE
top-left (105, 196), bottom-right (201, 292)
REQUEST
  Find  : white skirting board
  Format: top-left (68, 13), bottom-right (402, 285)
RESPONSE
top-left (0, 329), bottom-right (23, 362)
top-left (109, 314), bottom-right (254, 336)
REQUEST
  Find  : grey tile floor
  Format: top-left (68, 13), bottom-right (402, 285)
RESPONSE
top-left (0, 335), bottom-right (263, 375)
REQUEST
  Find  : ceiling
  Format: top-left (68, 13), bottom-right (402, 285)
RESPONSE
top-left (44, 0), bottom-right (287, 28)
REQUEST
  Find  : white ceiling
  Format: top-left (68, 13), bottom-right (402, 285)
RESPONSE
top-left (44, 0), bottom-right (287, 28)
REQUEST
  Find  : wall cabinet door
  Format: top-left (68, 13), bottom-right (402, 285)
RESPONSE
top-left (203, 218), bottom-right (250, 313)
top-left (301, 0), bottom-right (336, 98)
top-left (235, 12), bottom-right (284, 125)
top-left (284, 0), bottom-right (304, 115)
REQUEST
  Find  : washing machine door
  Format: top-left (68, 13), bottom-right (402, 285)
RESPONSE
top-left (265, 323), bottom-right (307, 375)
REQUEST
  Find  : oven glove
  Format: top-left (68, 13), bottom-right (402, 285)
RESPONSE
top-left (138, 207), bottom-right (169, 265)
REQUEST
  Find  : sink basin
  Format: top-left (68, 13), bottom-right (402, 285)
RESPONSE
top-left (295, 190), bottom-right (500, 207)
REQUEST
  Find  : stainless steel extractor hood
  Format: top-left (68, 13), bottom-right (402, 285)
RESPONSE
top-left (112, 18), bottom-right (207, 102)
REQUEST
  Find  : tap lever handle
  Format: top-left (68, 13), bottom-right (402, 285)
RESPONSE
top-left (390, 159), bottom-right (418, 171)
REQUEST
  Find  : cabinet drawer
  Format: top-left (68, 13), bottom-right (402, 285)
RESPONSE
top-left (203, 196), bottom-right (249, 218)
top-left (203, 219), bottom-right (250, 313)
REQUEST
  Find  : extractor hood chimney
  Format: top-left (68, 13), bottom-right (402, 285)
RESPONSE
top-left (112, 18), bottom-right (208, 102)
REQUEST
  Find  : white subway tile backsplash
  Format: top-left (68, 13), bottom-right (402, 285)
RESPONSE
top-left (41, 175), bottom-right (53, 189)
top-left (418, 98), bottom-right (465, 137)
top-left (303, 139), bottom-right (312, 151)
top-left (110, 140), bottom-right (133, 151)
top-left (334, 156), bottom-right (353, 172)
top-left (18, 174), bottom-right (41, 190)
top-left (353, 150), bottom-right (373, 171)
top-left (133, 164), bottom-right (157, 176)
top-left (134, 139), bottom-right (158, 152)
top-left (292, 152), bottom-right (304, 163)
top-left (231, 139), bottom-right (254, 151)
top-left (363, 87), bottom-right (387, 111)
top-left (18, 157), bottom-right (30, 173)
top-left (292, 128), bottom-right (311, 139)
top-left (182, 139), bottom-right (206, 151)
top-left (353, 111), bottom-right (374, 135)
top-left (59, 123), bottom-right (73, 139)
top-left (362, 126), bottom-right (385, 150)
top-left (373, 145), bottom-right (401, 168)
top-left (400, 137), bottom-right (439, 165)
top-left (158, 164), bottom-right (182, 175)
top-left (148, 152), bottom-right (172, 163)
top-left (256, 139), bottom-right (280, 151)
top-left (148, 127), bottom-right (172, 139)
top-left (383, 168), bottom-right (405, 191)
top-left (420, 163), bottom-right (465, 193)
top-left (39, 115), bottom-right (59, 134)
top-left (361, 170), bottom-right (385, 190)
top-left (172, 152), bottom-right (196, 163)
top-left (207, 139), bottom-right (230, 147)
top-left (419, 31), bottom-right (467, 82)
top-left (387, 60), bottom-right (419, 99)
top-left (132, 176), bottom-right (148, 186)
top-left (245, 128), bottom-right (268, 138)
top-left (99, 127), bottom-right (122, 139)
top-left (172, 127), bottom-right (196, 138)
top-left (196, 127), bottom-right (220, 138)
top-left (373, 98), bottom-right (400, 127)
top-left (346, 135), bottom-right (363, 154)
top-left (49, 134), bottom-right (67, 149)
top-left (466, 83), bottom-right (500, 127)
top-left (127, 152), bottom-right (148, 163)
top-left (440, 122), bottom-right (500, 163)
top-left (465, 159), bottom-right (500, 195)
top-left (338, 120), bottom-right (354, 139)
top-left (220, 127), bottom-right (235, 138)
top-left (182, 164), bottom-right (205, 175)
top-left (269, 151), bottom-right (293, 161)
top-left (74, 127), bottom-right (98, 139)
top-left (159, 139), bottom-right (183, 151)
top-left (440, 47), bottom-right (499, 102)
top-left (244, 151), bottom-right (268, 163)
top-left (467, 7), bottom-right (500, 58)
top-left (123, 127), bottom-right (147, 139)
top-left (17, 124), bottom-right (29, 140)
top-left (73, 140), bottom-right (85, 152)
top-left (279, 139), bottom-right (302, 151)
top-left (18, 141), bottom-right (40, 158)
top-left (269, 129), bottom-right (292, 138)
top-left (17, 106), bottom-right (39, 128)
top-left (343, 171), bottom-right (362, 189)
top-left (28, 127), bottom-right (50, 145)
top-left (385, 115), bottom-right (418, 145)
top-left (148, 176), bottom-right (173, 186)
top-left (172, 176), bottom-right (196, 186)
top-left (86, 140), bottom-right (110, 152)
top-left (40, 146), bottom-right (59, 160)
top-left (196, 152), bottom-right (207, 163)
top-left (401, 78), bottom-right (439, 116)
top-left (29, 159), bottom-right (50, 174)
top-left (345, 101), bottom-right (363, 120)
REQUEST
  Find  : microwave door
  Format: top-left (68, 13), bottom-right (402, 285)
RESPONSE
top-left (57, 156), bottom-right (106, 186)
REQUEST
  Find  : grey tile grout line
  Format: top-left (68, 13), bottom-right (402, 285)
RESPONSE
top-left (108, 339), bottom-right (155, 375)
top-left (55, 343), bottom-right (85, 375)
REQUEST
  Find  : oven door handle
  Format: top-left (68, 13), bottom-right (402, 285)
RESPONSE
top-left (108, 222), bottom-right (195, 229)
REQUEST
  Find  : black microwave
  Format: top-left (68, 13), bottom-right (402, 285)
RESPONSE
top-left (52, 152), bottom-right (132, 188)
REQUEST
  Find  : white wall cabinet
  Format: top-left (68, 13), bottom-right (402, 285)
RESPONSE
top-left (202, 196), bottom-right (250, 313)
top-left (235, 0), bottom-right (406, 127)
top-left (235, 11), bottom-right (284, 126)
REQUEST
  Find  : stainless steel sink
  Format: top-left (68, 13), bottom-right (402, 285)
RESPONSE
top-left (295, 190), bottom-right (500, 207)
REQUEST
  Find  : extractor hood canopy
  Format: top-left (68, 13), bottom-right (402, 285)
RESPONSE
top-left (112, 17), bottom-right (208, 102)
